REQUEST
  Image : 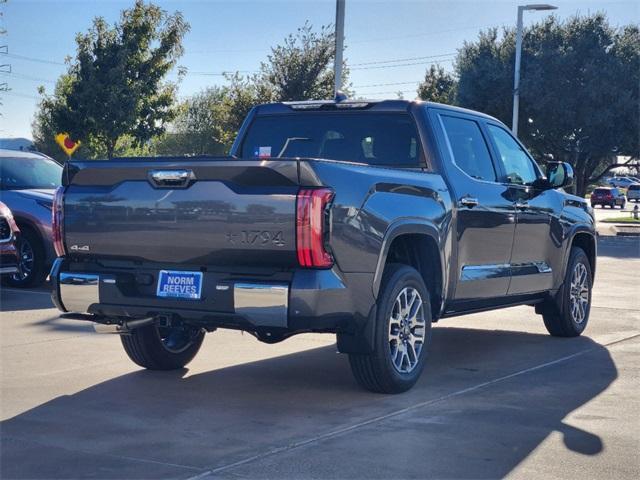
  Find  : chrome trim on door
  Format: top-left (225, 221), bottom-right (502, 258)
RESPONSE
top-left (462, 262), bottom-right (552, 282)
top-left (460, 264), bottom-right (511, 281)
top-left (234, 282), bottom-right (289, 328)
top-left (59, 273), bottom-right (100, 313)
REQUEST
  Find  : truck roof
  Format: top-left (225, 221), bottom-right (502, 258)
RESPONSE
top-left (254, 98), bottom-right (501, 123)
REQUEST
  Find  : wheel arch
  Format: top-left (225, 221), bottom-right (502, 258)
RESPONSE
top-left (372, 219), bottom-right (446, 319)
top-left (567, 229), bottom-right (597, 280)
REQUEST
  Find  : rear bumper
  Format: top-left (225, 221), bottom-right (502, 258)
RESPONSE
top-left (50, 258), bottom-right (374, 334)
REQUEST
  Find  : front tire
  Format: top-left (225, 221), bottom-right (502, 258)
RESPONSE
top-left (4, 227), bottom-right (46, 288)
top-left (541, 247), bottom-right (592, 337)
top-left (349, 264), bottom-right (432, 394)
top-left (121, 323), bottom-right (205, 370)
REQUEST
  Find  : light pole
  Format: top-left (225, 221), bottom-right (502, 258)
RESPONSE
top-left (512, 3), bottom-right (557, 137)
top-left (334, 0), bottom-right (346, 97)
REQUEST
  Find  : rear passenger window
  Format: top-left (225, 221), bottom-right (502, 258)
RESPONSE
top-left (441, 115), bottom-right (496, 182)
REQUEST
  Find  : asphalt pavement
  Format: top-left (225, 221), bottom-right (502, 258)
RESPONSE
top-left (1, 237), bottom-right (639, 479)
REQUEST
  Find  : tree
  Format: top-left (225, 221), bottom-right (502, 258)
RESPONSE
top-left (417, 64), bottom-right (456, 104)
top-left (455, 15), bottom-right (639, 195)
top-left (154, 87), bottom-right (228, 156)
top-left (34, 0), bottom-right (189, 159)
top-left (159, 22), bottom-right (345, 155)
top-left (260, 22), bottom-right (343, 101)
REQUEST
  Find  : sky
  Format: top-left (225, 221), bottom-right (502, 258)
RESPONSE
top-left (0, 0), bottom-right (637, 139)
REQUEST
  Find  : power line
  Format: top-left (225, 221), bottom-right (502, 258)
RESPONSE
top-left (0, 71), bottom-right (56, 84)
top-left (352, 80), bottom-right (420, 88)
top-left (350, 52), bottom-right (455, 67)
top-left (349, 23), bottom-right (505, 44)
top-left (1, 90), bottom-right (40, 100)
top-left (351, 58), bottom-right (454, 70)
top-left (1, 52), bottom-right (66, 66)
top-left (360, 89), bottom-right (417, 96)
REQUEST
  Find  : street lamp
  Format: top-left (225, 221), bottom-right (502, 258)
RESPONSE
top-left (512, 3), bottom-right (557, 137)
top-left (334, 0), bottom-right (346, 97)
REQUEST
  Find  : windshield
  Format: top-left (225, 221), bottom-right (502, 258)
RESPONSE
top-left (1, 157), bottom-right (62, 190)
top-left (240, 113), bottom-right (421, 167)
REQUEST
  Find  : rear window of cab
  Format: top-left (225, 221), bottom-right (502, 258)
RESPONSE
top-left (240, 113), bottom-right (421, 167)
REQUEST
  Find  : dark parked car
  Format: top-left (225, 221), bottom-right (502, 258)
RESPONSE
top-left (0, 149), bottom-right (62, 286)
top-left (0, 201), bottom-right (20, 276)
top-left (50, 98), bottom-right (596, 393)
top-left (590, 187), bottom-right (626, 209)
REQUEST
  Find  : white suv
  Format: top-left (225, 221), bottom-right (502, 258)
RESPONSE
top-left (628, 184), bottom-right (640, 202)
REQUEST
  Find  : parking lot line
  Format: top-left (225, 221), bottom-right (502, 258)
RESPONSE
top-left (189, 332), bottom-right (640, 479)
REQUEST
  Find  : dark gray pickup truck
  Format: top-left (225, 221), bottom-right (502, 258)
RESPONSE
top-left (51, 98), bottom-right (596, 393)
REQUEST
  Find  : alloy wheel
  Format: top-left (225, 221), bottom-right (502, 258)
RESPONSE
top-left (12, 238), bottom-right (34, 282)
top-left (569, 263), bottom-right (589, 324)
top-left (388, 287), bottom-right (426, 373)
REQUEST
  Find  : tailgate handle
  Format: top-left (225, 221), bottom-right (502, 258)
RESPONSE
top-left (148, 169), bottom-right (195, 188)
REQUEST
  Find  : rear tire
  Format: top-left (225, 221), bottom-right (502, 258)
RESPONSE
top-left (349, 264), bottom-right (432, 394)
top-left (541, 247), bottom-right (592, 337)
top-left (121, 324), bottom-right (205, 370)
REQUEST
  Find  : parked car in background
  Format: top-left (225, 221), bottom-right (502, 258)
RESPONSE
top-left (0, 149), bottom-right (62, 286)
top-left (627, 184), bottom-right (640, 202)
top-left (607, 177), bottom-right (636, 189)
top-left (0, 201), bottom-right (20, 276)
top-left (590, 187), bottom-right (626, 209)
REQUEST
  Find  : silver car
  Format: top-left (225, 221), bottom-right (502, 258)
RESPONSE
top-left (607, 176), bottom-right (636, 189)
top-left (0, 149), bottom-right (62, 287)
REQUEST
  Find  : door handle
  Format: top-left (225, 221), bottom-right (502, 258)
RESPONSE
top-left (515, 201), bottom-right (529, 210)
top-left (459, 197), bottom-right (479, 208)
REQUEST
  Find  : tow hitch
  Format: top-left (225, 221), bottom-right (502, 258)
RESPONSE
top-left (93, 317), bottom-right (157, 334)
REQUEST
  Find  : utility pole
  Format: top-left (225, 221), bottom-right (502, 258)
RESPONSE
top-left (334, 0), bottom-right (345, 97)
top-left (512, 4), bottom-right (557, 137)
top-left (0, 0), bottom-right (8, 118)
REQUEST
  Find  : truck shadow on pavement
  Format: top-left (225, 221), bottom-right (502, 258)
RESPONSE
top-left (0, 288), bottom-right (54, 312)
top-left (0, 326), bottom-right (617, 479)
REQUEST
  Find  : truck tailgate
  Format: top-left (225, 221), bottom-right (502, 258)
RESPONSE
top-left (62, 158), bottom-right (316, 267)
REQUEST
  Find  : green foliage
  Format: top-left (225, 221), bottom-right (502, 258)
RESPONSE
top-left (34, 0), bottom-right (188, 159)
top-left (417, 64), bottom-right (456, 104)
top-left (454, 14), bottom-right (640, 195)
top-left (158, 22), bottom-right (344, 155)
top-left (260, 22), bottom-right (340, 101)
top-left (153, 87), bottom-right (228, 156)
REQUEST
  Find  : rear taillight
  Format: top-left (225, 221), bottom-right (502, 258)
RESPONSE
top-left (296, 188), bottom-right (334, 268)
top-left (52, 186), bottom-right (66, 257)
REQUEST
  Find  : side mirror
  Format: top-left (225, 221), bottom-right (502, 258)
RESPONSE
top-left (546, 162), bottom-right (574, 189)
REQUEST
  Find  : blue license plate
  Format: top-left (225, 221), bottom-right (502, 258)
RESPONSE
top-left (156, 270), bottom-right (203, 300)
